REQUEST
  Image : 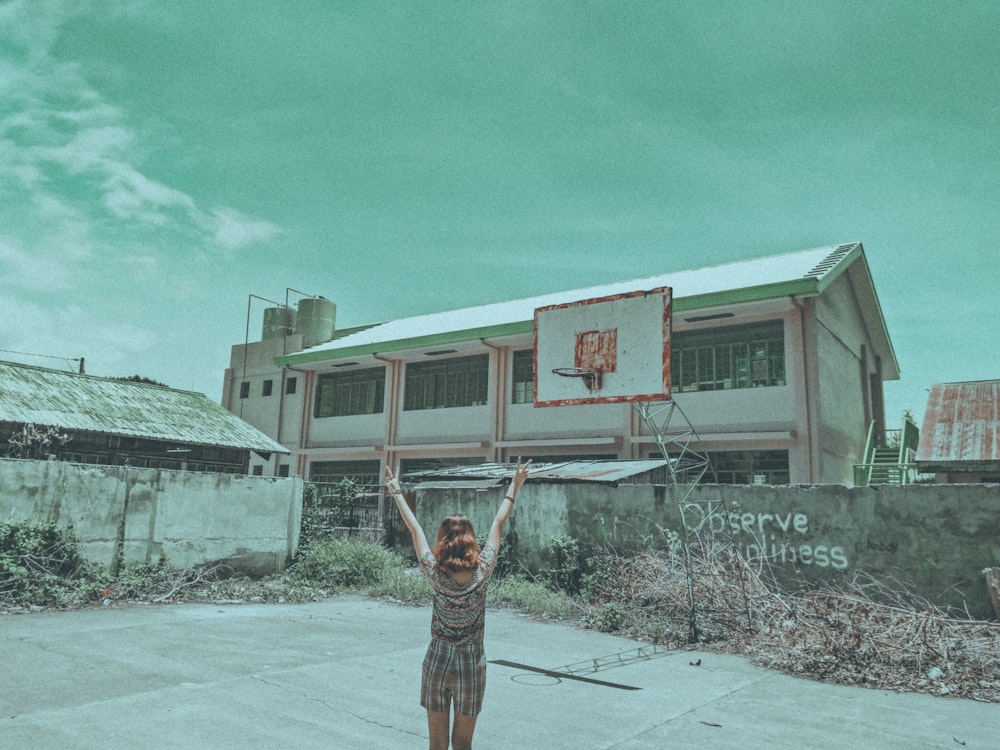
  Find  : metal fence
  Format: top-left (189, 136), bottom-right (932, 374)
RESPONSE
top-left (301, 482), bottom-right (389, 545)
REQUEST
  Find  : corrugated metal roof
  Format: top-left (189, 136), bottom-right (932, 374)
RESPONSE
top-left (279, 242), bottom-right (867, 365)
top-left (916, 381), bottom-right (1000, 468)
top-left (0, 361), bottom-right (288, 453)
top-left (404, 459), bottom-right (667, 485)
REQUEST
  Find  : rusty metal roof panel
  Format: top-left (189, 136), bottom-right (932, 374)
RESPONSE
top-left (0, 360), bottom-right (288, 453)
top-left (405, 459), bottom-right (667, 485)
top-left (916, 380), bottom-right (1000, 467)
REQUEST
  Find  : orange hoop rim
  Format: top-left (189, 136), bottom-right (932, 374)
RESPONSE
top-left (551, 367), bottom-right (600, 378)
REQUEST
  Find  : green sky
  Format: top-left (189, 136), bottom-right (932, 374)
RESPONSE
top-left (1, 0), bottom-right (998, 424)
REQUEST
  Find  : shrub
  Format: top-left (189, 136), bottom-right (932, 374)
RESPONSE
top-left (590, 601), bottom-right (628, 632)
top-left (544, 534), bottom-right (585, 594)
top-left (0, 521), bottom-right (92, 606)
top-left (291, 539), bottom-right (404, 590)
top-left (5, 423), bottom-right (71, 460)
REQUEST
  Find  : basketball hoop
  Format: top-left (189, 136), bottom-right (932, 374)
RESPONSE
top-left (551, 367), bottom-right (603, 392)
top-left (533, 287), bottom-right (671, 407)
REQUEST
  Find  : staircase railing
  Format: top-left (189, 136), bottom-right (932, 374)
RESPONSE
top-left (853, 416), bottom-right (920, 486)
top-left (853, 420), bottom-right (877, 486)
top-left (899, 414), bottom-right (919, 463)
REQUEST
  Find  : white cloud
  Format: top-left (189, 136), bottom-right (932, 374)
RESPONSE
top-left (0, 0), bottom-right (279, 258)
top-left (101, 162), bottom-right (199, 226)
top-left (0, 234), bottom-right (79, 292)
top-left (210, 207), bottom-right (281, 251)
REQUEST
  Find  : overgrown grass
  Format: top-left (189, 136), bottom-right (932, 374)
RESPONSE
top-left (488, 574), bottom-right (579, 619)
top-left (291, 538), bottom-right (432, 602)
top-left (367, 566), bottom-right (431, 603)
top-left (289, 538), bottom-right (407, 590)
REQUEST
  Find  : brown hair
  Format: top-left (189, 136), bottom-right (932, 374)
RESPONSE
top-left (433, 514), bottom-right (480, 572)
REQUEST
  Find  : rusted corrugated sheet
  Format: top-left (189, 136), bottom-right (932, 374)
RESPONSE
top-left (0, 361), bottom-right (287, 453)
top-left (916, 381), bottom-right (1000, 467)
top-left (405, 459), bottom-right (667, 485)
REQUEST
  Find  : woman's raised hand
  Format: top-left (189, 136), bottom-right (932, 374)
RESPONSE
top-left (507, 457), bottom-right (532, 500)
top-left (384, 466), bottom-right (401, 495)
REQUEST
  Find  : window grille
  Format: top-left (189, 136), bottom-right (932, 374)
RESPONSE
top-left (314, 367), bottom-right (386, 417)
top-left (404, 354), bottom-right (489, 410)
top-left (511, 349), bottom-right (534, 404)
top-left (671, 321), bottom-right (785, 392)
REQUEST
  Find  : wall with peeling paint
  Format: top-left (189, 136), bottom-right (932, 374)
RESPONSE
top-left (0, 458), bottom-right (302, 575)
top-left (414, 482), bottom-right (1000, 619)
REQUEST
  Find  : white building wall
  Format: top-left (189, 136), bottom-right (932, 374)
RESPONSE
top-left (224, 268), bottom-right (890, 485)
top-left (395, 404), bottom-right (493, 445)
top-left (813, 273), bottom-right (878, 482)
top-left (308, 412), bottom-right (385, 448)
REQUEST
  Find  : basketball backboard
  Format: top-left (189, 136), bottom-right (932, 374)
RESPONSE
top-left (533, 287), bottom-right (672, 406)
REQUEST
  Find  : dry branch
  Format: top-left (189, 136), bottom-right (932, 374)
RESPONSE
top-left (588, 542), bottom-right (1000, 702)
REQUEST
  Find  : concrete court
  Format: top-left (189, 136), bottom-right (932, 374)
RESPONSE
top-left (2, 596), bottom-right (997, 749)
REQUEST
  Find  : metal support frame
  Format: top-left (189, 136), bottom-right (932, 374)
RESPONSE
top-left (633, 399), bottom-right (749, 642)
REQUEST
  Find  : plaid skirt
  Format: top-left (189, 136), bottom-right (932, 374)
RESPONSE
top-left (420, 638), bottom-right (486, 716)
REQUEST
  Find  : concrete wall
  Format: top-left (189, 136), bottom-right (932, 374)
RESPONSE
top-left (414, 482), bottom-right (1000, 619)
top-left (0, 458), bottom-right (303, 575)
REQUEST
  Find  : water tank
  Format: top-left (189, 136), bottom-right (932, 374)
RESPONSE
top-left (296, 297), bottom-right (337, 346)
top-left (262, 306), bottom-right (296, 340)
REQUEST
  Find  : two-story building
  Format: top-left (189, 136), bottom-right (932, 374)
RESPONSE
top-left (222, 242), bottom-right (898, 486)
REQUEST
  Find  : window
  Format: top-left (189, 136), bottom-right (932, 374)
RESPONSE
top-left (262, 379), bottom-right (273, 397)
top-left (511, 349), bottom-right (534, 404)
top-left (705, 450), bottom-right (789, 485)
top-left (285, 377), bottom-right (297, 395)
top-left (278, 464), bottom-right (290, 477)
top-left (309, 460), bottom-right (381, 485)
top-left (239, 381), bottom-right (250, 399)
top-left (650, 449), bottom-right (788, 484)
top-left (251, 465), bottom-right (264, 476)
top-left (404, 354), bottom-right (489, 410)
top-left (671, 321), bottom-right (785, 392)
top-left (314, 367), bottom-right (385, 417)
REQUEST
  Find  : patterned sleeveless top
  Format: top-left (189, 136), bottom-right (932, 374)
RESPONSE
top-left (419, 544), bottom-right (497, 646)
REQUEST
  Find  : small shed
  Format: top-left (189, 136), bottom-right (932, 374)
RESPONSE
top-left (0, 360), bottom-right (286, 473)
top-left (915, 380), bottom-right (1000, 483)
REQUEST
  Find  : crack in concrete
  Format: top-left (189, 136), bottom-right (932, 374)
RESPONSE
top-left (249, 674), bottom-right (424, 738)
top-left (602, 672), bottom-right (772, 749)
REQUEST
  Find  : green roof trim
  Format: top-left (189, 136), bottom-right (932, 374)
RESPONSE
top-left (275, 321), bottom-right (534, 366)
top-left (274, 243), bottom-right (896, 375)
top-left (672, 278), bottom-right (822, 312)
top-left (276, 280), bottom-right (824, 366)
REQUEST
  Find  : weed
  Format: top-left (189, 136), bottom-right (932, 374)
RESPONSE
top-left (488, 574), bottom-right (577, 619)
